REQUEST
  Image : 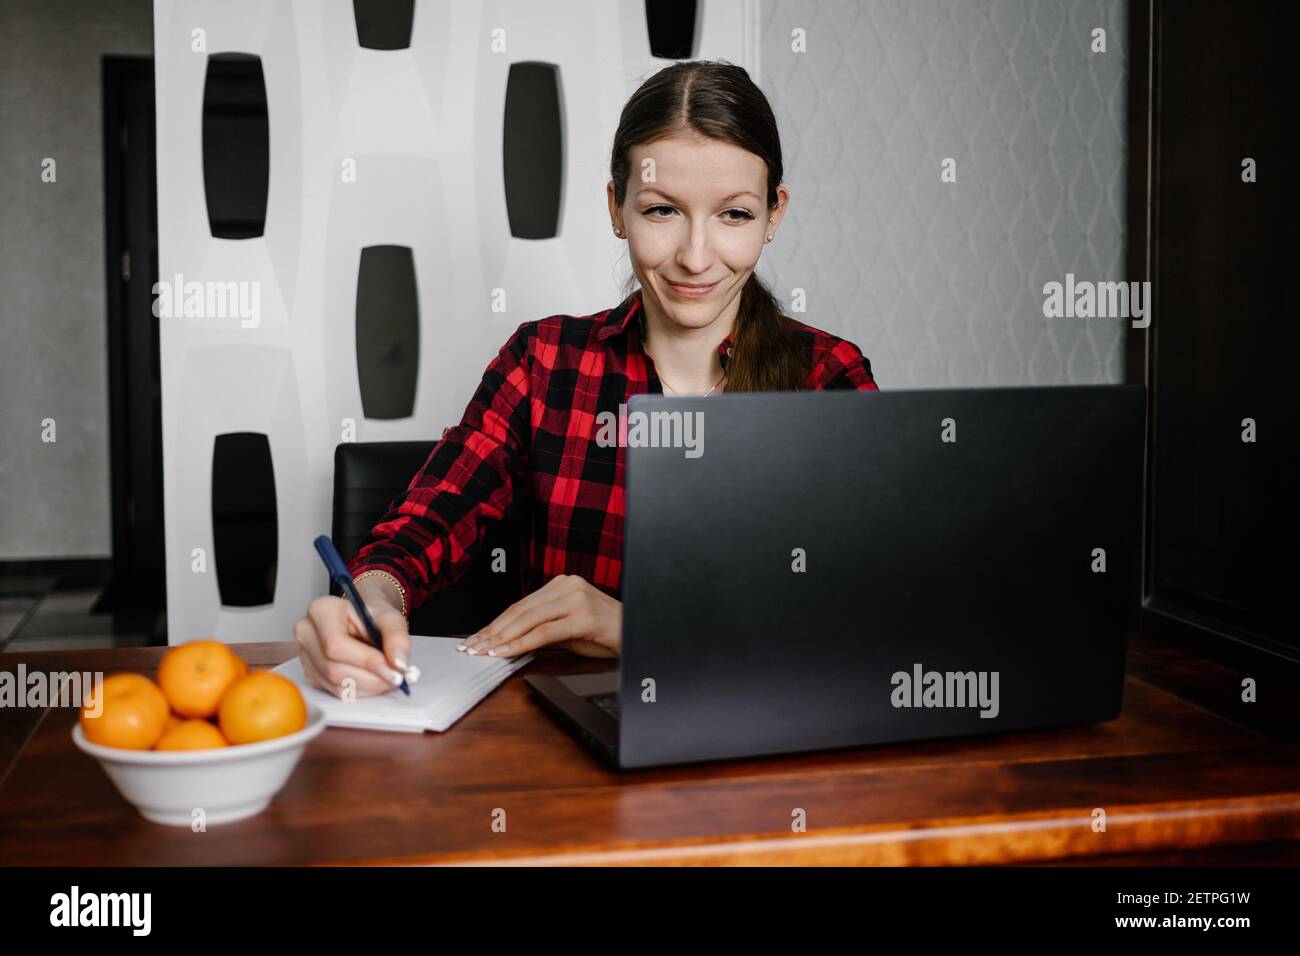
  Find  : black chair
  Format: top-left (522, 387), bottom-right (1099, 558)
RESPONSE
top-left (330, 441), bottom-right (524, 635)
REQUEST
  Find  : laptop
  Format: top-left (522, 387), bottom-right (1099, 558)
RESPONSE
top-left (524, 385), bottom-right (1146, 769)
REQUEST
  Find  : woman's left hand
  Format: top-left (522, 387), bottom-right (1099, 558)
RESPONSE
top-left (458, 574), bottom-right (621, 658)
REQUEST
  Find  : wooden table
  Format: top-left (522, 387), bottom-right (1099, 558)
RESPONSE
top-left (3, 636), bottom-right (1300, 865)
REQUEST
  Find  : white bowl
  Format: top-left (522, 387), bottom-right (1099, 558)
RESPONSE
top-left (72, 704), bottom-right (327, 826)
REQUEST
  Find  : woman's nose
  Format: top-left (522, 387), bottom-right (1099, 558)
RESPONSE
top-left (676, 230), bottom-right (713, 271)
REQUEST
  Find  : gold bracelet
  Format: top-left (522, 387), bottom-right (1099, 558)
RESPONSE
top-left (353, 569), bottom-right (408, 618)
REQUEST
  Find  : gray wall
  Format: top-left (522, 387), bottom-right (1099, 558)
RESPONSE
top-left (760, 0), bottom-right (1128, 386)
top-left (0, 0), bottom-right (153, 560)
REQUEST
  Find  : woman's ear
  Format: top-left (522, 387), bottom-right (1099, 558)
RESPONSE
top-left (766, 185), bottom-right (791, 240)
top-left (606, 181), bottom-right (622, 234)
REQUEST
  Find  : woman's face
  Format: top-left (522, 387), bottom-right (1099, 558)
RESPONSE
top-left (608, 132), bottom-right (788, 333)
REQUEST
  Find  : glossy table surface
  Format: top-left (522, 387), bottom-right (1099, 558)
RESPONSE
top-left (2, 636), bottom-right (1299, 865)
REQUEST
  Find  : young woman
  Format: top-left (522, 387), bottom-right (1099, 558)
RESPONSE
top-left (294, 60), bottom-right (878, 698)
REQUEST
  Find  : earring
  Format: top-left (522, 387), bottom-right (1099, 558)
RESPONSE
top-left (612, 224), bottom-right (623, 238)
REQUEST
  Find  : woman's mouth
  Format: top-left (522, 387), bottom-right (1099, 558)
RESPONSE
top-left (667, 280), bottom-right (718, 298)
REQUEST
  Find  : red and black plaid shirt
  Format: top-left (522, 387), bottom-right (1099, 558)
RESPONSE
top-left (348, 288), bottom-right (878, 606)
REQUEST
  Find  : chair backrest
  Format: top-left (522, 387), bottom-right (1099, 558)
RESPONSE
top-left (331, 441), bottom-right (524, 636)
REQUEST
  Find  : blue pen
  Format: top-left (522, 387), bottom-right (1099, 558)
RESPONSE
top-left (313, 534), bottom-right (411, 696)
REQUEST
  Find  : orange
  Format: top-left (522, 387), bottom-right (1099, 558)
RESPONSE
top-left (157, 640), bottom-right (248, 718)
top-left (218, 671), bottom-right (308, 745)
top-left (164, 714), bottom-right (183, 733)
top-left (155, 719), bottom-right (229, 751)
top-left (81, 673), bottom-right (171, 750)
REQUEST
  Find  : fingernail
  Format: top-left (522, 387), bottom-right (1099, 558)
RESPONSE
top-left (388, 670), bottom-right (404, 686)
top-left (466, 648), bottom-right (479, 656)
top-left (394, 657), bottom-right (409, 671)
top-left (405, 665), bottom-right (422, 683)
top-left (487, 649), bottom-right (497, 657)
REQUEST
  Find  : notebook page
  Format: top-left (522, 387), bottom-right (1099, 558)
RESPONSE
top-left (273, 635), bottom-right (534, 732)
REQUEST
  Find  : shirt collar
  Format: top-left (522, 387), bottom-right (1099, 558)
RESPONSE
top-left (595, 289), bottom-right (644, 341)
top-left (596, 287), bottom-right (736, 368)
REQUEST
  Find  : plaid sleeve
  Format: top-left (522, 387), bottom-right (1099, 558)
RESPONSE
top-left (813, 338), bottom-right (879, 391)
top-left (347, 321), bottom-right (534, 610)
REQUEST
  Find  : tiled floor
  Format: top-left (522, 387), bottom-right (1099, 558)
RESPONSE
top-left (0, 577), bottom-right (165, 652)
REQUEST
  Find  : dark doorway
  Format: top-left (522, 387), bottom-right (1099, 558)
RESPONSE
top-left (99, 56), bottom-right (164, 612)
top-left (1125, 0), bottom-right (1299, 736)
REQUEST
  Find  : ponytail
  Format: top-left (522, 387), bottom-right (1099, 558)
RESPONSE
top-left (724, 274), bottom-right (808, 392)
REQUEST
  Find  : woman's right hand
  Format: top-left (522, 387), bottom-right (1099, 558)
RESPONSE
top-left (292, 590), bottom-right (414, 699)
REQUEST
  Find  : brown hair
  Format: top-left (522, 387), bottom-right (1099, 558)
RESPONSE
top-left (610, 60), bottom-right (808, 391)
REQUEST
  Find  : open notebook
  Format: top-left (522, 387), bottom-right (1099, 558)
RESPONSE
top-left (273, 635), bottom-right (534, 732)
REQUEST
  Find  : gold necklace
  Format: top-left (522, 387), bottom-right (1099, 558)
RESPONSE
top-left (659, 369), bottom-right (726, 397)
top-left (645, 329), bottom-right (727, 396)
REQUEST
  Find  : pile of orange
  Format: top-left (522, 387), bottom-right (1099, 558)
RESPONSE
top-left (80, 640), bottom-right (307, 751)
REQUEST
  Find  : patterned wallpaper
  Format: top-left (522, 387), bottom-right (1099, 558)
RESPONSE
top-left (153, 0), bottom-right (759, 642)
top-left (758, 0), bottom-right (1129, 387)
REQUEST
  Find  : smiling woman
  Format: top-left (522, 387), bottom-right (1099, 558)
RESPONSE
top-left (292, 60), bottom-right (879, 698)
top-left (605, 61), bottom-right (809, 394)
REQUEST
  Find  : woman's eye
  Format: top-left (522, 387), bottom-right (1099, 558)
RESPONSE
top-left (643, 205), bottom-right (756, 222)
